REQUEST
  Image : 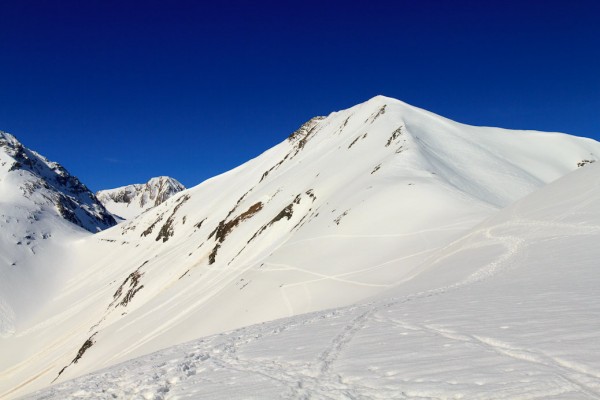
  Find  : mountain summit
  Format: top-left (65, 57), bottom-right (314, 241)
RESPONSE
top-left (97, 176), bottom-right (185, 220)
top-left (0, 131), bottom-right (116, 232)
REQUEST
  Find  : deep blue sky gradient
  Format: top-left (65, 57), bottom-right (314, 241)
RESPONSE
top-left (1, 0), bottom-right (599, 190)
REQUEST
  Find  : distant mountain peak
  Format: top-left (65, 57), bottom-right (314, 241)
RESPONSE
top-left (97, 176), bottom-right (185, 220)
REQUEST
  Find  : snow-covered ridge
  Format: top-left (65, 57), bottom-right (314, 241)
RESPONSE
top-left (2, 96), bottom-right (600, 398)
top-left (97, 176), bottom-right (185, 220)
top-left (0, 130), bottom-right (116, 232)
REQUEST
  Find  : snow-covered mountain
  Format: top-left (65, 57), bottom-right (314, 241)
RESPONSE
top-left (1, 96), bottom-right (599, 398)
top-left (97, 176), bottom-right (185, 220)
top-left (0, 131), bottom-right (116, 343)
top-left (0, 131), bottom-right (116, 233)
top-left (29, 160), bottom-right (600, 400)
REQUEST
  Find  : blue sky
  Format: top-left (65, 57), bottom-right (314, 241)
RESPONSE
top-left (1, 0), bottom-right (598, 191)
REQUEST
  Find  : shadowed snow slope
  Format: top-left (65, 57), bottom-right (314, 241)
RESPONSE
top-left (1, 96), bottom-right (600, 398)
top-left (97, 176), bottom-right (185, 220)
top-left (27, 160), bottom-right (600, 399)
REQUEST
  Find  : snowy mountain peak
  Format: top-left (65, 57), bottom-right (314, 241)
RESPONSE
top-left (97, 176), bottom-right (185, 220)
top-left (363, 94), bottom-right (403, 108)
top-left (0, 130), bottom-right (19, 146)
top-left (0, 130), bottom-right (116, 232)
top-left (288, 96), bottom-right (600, 207)
top-left (144, 176), bottom-right (186, 207)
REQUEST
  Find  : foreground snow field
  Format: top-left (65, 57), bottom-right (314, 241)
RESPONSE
top-left (27, 160), bottom-right (600, 399)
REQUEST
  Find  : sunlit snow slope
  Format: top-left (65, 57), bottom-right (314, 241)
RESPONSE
top-left (28, 161), bottom-right (600, 399)
top-left (97, 176), bottom-right (185, 220)
top-left (1, 96), bottom-right (599, 398)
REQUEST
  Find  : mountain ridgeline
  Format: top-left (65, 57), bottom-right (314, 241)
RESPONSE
top-left (0, 131), bottom-right (116, 232)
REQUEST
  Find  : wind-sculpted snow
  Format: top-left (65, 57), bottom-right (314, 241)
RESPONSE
top-left (26, 160), bottom-right (600, 400)
top-left (2, 96), bottom-right (600, 398)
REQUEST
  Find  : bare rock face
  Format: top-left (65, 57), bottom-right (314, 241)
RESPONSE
top-left (97, 176), bottom-right (185, 220)
top-left (0, 131), bottom-right (116, 232)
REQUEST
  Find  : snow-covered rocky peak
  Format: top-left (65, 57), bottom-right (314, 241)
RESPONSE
top-left (0, 131), bottom-right (116, 232)
top-left (97, 176), bottom-right (185, 220)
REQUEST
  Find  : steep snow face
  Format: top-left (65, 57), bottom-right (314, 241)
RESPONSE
top-left (27, 162), bottom-right (600, 400)
top-left (0, 131), bottom-right (116, 232)
top-left (2, 96), bottom-right (600, 398)
top-left (97, 176), bottom-right (185, 220)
